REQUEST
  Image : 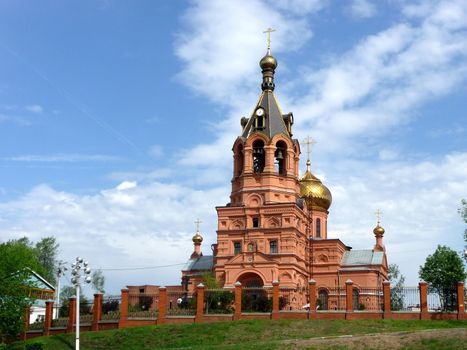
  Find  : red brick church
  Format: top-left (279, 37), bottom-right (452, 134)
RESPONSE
top-left (179, 45), bottom-right (388, 310)
top-left (130, 44), bottom-right (388, 311)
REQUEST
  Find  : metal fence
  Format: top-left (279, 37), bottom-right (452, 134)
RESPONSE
top-left (204, 289), bottom-right (234, 314)
top-left (279, 287), bottom-right (308, 311)
top-left (128, 293), bottom-right (158, 318)
top-left (242, 287), bottom-right (272, 312)
top-left (354, 287), bottom-right (383, 311)
top-left (427, 285), bottom-right (458, 312)
top-left (391, 286), bottom-right (420, 312)
top-left (102, 295), bottom-right (121, 320)
top-left (166, 291), bottom-right (196, 316)
top-left (51, 306), bottom-right (68, 328)
top-left (79, 300), bottom-right (94, 323)
top-left (317, 287), bottom-right (346, 311)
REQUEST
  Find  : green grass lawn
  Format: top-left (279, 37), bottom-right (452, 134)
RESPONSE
top-left (9, 319), bottom-right (467, 350)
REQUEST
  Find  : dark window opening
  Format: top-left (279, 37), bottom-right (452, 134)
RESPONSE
top-left (318, 290), bottom-right (328, 310)
top-left (352, 289), bottom-right (360, 310)
top-left (139, 288), bottom-right (145, 293)
top-left (252, 217), bottom-right (259, 228)
top-left (270, 240), bottom-right (278, 254)
top-left (316, 218), bottom-right (321, 238)
top-left (234, 242), bottom-right (242, 255)
top-left (254, 116), bottom-right (265, 130)
top-left (275, 141), bottom-right (287, 175)
top-left (235, 145), bottom-right (244, 176)
top-left (253, 140), bottom-right (265, 174)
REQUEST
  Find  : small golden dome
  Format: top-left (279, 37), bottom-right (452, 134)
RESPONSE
top-left (299, 161), bottom-right (332, 211)
top-left (373, 225), bottom-right (385, 237)
top-left (192, 232), bottom-right (203, 244)
top-left (260, 53), bottom-right (277, 71)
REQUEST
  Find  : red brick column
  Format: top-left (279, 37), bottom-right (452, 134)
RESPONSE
top-left (271, 280), bottom-right (279, 320)
top-left (419, 281), bottom-right (429, 320)
top-left (234, 282), bottom-right (242, 320)
top-left (92, 293), bottom-right (103, 331)
top-left (21, 306), bottom-right (31, 340)
top-left (118, 289), bottom-right (129, 328)
top-left (345, 279), bottom-right (353, 315)
top-left (383, 281), bottom-right (391, 319)
top-left (158, 287), bottom-right (167, 325)
top-left (308, 279), bottom-right (317, 319)
top-left (195, 283), bottom-right (205, 322)
top-left (457, 282), bottom-right (466, 320)
top-left (67, 297), bottom-right (76, 333)
top-left (43, 300), bottom-right (54, 336)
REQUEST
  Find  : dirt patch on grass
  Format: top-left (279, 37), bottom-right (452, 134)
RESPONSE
top-left (281, 327), bottom-right (467, 349)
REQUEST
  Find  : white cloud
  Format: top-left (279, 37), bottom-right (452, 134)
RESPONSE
top-left (348, 0), bottom-right (377, 19)
top-left (25, 104), bottom-right (43, 113)
top-left (0, 181), bottom-right (229, 293)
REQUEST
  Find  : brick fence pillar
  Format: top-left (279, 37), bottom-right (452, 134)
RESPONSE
top-left (234, 282), bottom-right (242, 320)
top-left (118, 289), bottom-right (129, 328)
top-left (195, 283), bottom-right (205, 323)
top-left (383, 281), bottom-right (391, 319)
top-left (92, 293), bottom-right (103, 331)
top-left (20, 305), bottom-right (31, 340)
top-left (158, 287), bottom-right (167, 325)
top-left (67, 297), bottom-right (76, 333)
top-left (419, 281), bottom-right (429, 320)
top-left (345, 279), bottom-right (353, 315)
top-left (43, 300), bottom-right (54, 336)
top-left (271, 280), bottom-right (279, 320)
top-left (457, 282), bottom-right (466, 320)
top-left (308, 279), bottom-right (317, 319)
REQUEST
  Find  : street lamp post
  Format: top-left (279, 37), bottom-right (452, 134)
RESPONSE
top-left (71, 257), bottom-right (92, 350)
top-left (55, 261), bottom-right (68, 318)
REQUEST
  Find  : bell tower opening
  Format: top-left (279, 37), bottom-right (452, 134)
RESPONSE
top-left (253, 140), bottom-right (265, 174)
top-left (234, 143), bottom-right (244, 177)
top-left (275, 140), bottom-right (287, 175)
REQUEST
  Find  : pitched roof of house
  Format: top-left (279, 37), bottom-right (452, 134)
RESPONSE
top-left (341, 250), bottom-right (384, 266)
top-left (182, 255), bottom-right (213, 272)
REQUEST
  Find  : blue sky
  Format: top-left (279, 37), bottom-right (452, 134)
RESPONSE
top-left (1, 0), bottom-right (466, 294)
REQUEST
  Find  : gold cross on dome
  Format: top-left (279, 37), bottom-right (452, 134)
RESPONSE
top-left (263, 27), bottom-right (276, 50)
top-left (375, 209), bottom-right (383, 225)
top-left (303, 136), bottom-right (317, 162)
top-left (194, 218), bottom-right (202, 232)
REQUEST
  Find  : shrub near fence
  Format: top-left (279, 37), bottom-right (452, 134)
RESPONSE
top-left (204, 289), bottom-right (234, 314)
top-left (166, 291), bottom-right (196, 316)
top-left (128, 293), bottom-right (158, 319)
top-left (101, 295), bottom-right (121, 320)
top-left (242, 287), bottom-right (272, 313)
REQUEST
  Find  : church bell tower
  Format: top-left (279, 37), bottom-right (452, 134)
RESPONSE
top-left (213, 31), bottom-right (310, 294)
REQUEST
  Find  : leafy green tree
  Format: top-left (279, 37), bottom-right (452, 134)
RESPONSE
top-left (388, 264), bottom-right (405, 311)
top-left (419, 245), bottom-right (467, 311)
top-left (58, 286), bottom-right (91, 317)
top-left (460, 199), bottom-right (467, 246)
top-left (0, 239), bottom-right (42, 343)
top-left (91, 270), bottom-right (105, 294)
top-left (34, 237), bottom-right (59, 285)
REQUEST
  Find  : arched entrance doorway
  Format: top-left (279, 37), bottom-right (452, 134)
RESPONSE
top-left (237, 272), bottom-right (270, 312)
top-left (237, 272), bottom-right (264, 287)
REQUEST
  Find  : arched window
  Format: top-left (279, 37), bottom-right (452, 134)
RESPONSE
top-left (318, 289), bottom-right (328, 310)
top-left (235, 144), bottom-right (244, 176)
top-left (275, 141), bottom-right (287, 175)
top-left (352, 288), bottom-right (360, 310)
top-left (252, 140), bottom-right (265, 174)
top-left (316, 218), bottom-right (321, 238)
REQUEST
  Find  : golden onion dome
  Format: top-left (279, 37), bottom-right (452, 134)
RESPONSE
top-left (192, 232), bottom-right (203, 244)
top-left (260, 52), bottom-right (277, 71)
top-left (373, 225), bottom-right (385, 237)
top-left (299, 160), bottom-right (332, 211)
